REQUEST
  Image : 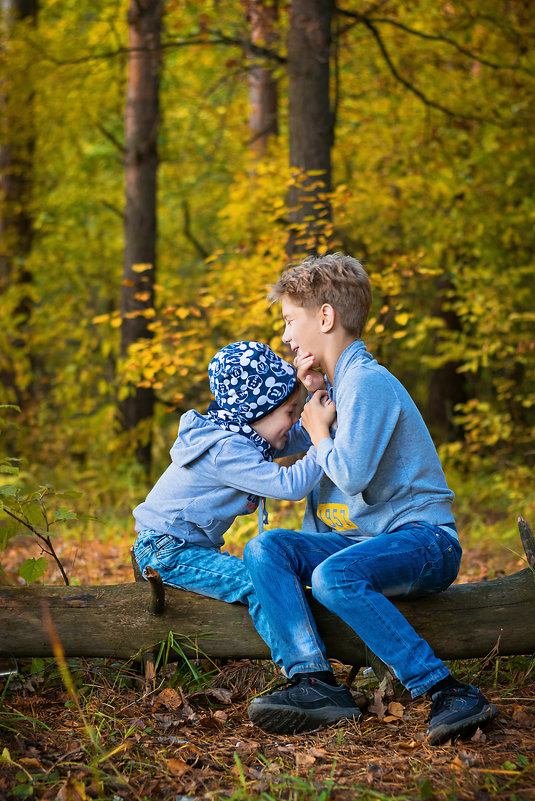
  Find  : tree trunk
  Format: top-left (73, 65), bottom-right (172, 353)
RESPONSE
top-left (119, 0), bottom-right (162, 471)
top-left (427, 276), bottom-right (466, 441)
top-left (244, 0), bottom-right (279, 157)
top-left (286, 0), bottom-right (333, 259)
top-left (0, 0), bottom-right (38, 409)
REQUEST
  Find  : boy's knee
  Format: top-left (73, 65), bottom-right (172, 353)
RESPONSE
top-left (243, 536), bottom-right (262, 565)
top-left (311, 558), bottom-right (367, 605)
top-left (243, 529), bottom-right (277, 562)
top-left (310, 560), bottom-right (338, 604)
top-left (243, 528), bottom-right (296, 565)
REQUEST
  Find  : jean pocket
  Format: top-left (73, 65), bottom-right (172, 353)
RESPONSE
top-left (411, 533), bottom-right (460, 597)
top-left (133, 535), bottom-right (154, 566)
top-left (439, 537), bottom-right (462, 588)
top-left (154, 537), bottom-right (187, 570)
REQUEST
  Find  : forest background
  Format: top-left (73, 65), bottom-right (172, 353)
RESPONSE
top-left (1, 3), bottom-right (535, 799)
top-left (1, 0), bottom-right (534, 586)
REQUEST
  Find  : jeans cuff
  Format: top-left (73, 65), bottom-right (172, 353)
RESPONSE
top-left (288, 661), bottom-right (332, 678)
top-left (410, 667), bottom-right (451, 698)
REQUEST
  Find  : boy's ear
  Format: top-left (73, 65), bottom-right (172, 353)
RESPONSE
top-left (319, 303), bottom-right (336, 333)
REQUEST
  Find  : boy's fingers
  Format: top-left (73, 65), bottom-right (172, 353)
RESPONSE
top-left (295, 351), bottom-right (314, 366)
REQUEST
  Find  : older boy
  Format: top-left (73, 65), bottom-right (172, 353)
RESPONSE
top-left (243, 254), bottom-right (497, 744)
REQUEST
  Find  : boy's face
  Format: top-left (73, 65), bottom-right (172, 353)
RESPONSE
top-left (281, 296), bottom-right (324, 364)
top-left (251, 389), bottom-right (302, 450)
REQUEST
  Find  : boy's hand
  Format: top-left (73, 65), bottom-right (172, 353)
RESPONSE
top-left (301, 390), bottom-right (336, 448)
top-left (294, 350), bottom-right (326, 392)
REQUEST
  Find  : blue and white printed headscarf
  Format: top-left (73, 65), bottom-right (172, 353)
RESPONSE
top-left (207, 341), bottom-right (297, 460)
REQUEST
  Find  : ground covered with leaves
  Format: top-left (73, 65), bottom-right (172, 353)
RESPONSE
top-left (1, 539), bottom-right (534, 801)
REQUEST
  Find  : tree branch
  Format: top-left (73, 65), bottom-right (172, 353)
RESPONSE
top-left (96, 123), bottom-right (126, 155)
top-left (337, 7), bottom-right (534, 76)
top-left (2, 507), bottom-right (70, 586)
top-left (26, 32), bottom-right (286, 68)
top-left (361, 17), bottom-right (495, 123)
top-left (182, 200), bottom-right (209, 260)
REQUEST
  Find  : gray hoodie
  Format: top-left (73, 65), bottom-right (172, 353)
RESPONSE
top-left (301, 340), bottom-right (455, 539)
top-left (133, 410), bottom-right (320, 549)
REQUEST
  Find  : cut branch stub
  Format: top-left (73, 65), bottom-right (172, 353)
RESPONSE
top-left (130, 547), bottom-right (144, 582)
top-left (518, 516), bottom-right (535, 570)
top-left (144, 566), bottom-right (165, 616)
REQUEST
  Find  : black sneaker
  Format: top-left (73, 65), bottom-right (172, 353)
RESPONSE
top-left (248, 676), bottom-right (361, 734)
top-left (426, 684), bottom-right (498, 745)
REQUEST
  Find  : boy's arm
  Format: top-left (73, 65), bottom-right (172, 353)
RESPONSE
top-left (213, 440), bottom-right (323, 501)
top-left (308, 371), bottom-right (401, 496)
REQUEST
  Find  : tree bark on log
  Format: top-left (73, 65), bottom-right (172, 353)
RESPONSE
top-left (1, 562), bottom-right (534, 666)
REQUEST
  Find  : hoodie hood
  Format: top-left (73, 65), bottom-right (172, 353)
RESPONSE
top-left (172, 409), bottom-right (236, 467)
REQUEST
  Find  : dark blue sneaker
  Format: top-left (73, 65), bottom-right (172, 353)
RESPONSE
top-left (248, 676), bottom-right (361, 734)
top-left (426, 683), bottom-right (498, 745)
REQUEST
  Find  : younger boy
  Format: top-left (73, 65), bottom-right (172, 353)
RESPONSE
top-left (244, 254), bottom-right (498, 744)
top-left (132, 341), bottom-right (332, 663)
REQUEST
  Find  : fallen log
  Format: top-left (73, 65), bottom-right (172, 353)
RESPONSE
top-left (1, 518), bottom-right (534, 668)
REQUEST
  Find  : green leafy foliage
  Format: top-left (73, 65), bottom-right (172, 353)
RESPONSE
top-left (0, 1), bottom-right (533, 535)
top-left (0, 407), bottom-right (87, 584)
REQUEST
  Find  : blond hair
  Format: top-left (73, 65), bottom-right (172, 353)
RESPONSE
top-left (268, 253), bottom-right (372, 338)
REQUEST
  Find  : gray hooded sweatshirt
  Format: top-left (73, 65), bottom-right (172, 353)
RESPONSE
top-left (301, 340), bottom-right (456, 539)
top-left (133, 410), bottom-right (320, 549)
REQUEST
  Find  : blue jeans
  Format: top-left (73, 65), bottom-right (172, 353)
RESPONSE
top-left (243, 523), bottom-right (462, 697)
top-left (133, 530), bottom-right (282, 665)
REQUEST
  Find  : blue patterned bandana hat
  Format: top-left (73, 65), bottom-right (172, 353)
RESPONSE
top-left (208, 341), bottom-right (297, 422)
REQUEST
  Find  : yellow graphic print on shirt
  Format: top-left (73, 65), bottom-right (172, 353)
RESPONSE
top-left (317, 503), bottom-right (358, 531)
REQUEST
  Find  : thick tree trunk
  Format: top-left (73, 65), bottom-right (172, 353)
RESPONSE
top-left (0, 0), bottom-right (38, 408)
top-left (245, 0), bottom-right (279, 157)
top-left (1, 541), bottom-right (534, 665)
top-left (286, 0), bottom-right (333, 259)
top-left (119, 0), bottom-right (162, 470)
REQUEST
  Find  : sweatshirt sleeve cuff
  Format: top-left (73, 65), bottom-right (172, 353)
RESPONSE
top-left (316, 437), bottom-right (333, 464)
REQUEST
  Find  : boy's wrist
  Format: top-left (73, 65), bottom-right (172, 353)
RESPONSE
top-left (314, 434), bottom-right (334, 460)
top-left (308, 426), bottom-right (332, 449)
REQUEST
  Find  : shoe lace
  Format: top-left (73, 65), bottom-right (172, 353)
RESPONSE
top-left (265, 675), bottom-right (317, 697)
top-left (261, 675), bottom-right (301, 695)
top-left (428, 688), bottom-right (464, 719)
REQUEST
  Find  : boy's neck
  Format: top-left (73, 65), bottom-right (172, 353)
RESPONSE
top-left (320, 333), bottom-right (359, 385)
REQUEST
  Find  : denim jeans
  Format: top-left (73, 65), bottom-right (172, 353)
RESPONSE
top-left (133, 530), bottom-right (282, 665)
top-left (243, 523), bottom-right (462, 697)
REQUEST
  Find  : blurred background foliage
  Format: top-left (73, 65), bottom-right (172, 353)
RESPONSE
top-left (1, 0), bottom-right (534, 581)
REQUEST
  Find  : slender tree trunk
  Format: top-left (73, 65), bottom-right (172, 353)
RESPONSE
top-left (119, 0), bottom-right (162, 471)
top-left (427, 276), bottom-right (466, 440)
top-left (244, 0), bottom-right (279, 157)
top-left (286, 0), bottom-right (333, 259)
top-left (0, 0), bottom-right (38, 408)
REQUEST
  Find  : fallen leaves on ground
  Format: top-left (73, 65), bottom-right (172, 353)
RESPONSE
top-left (1, 656), bottom-right (535, 801)
top-left (1, 538), bottom-right (534, 799)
